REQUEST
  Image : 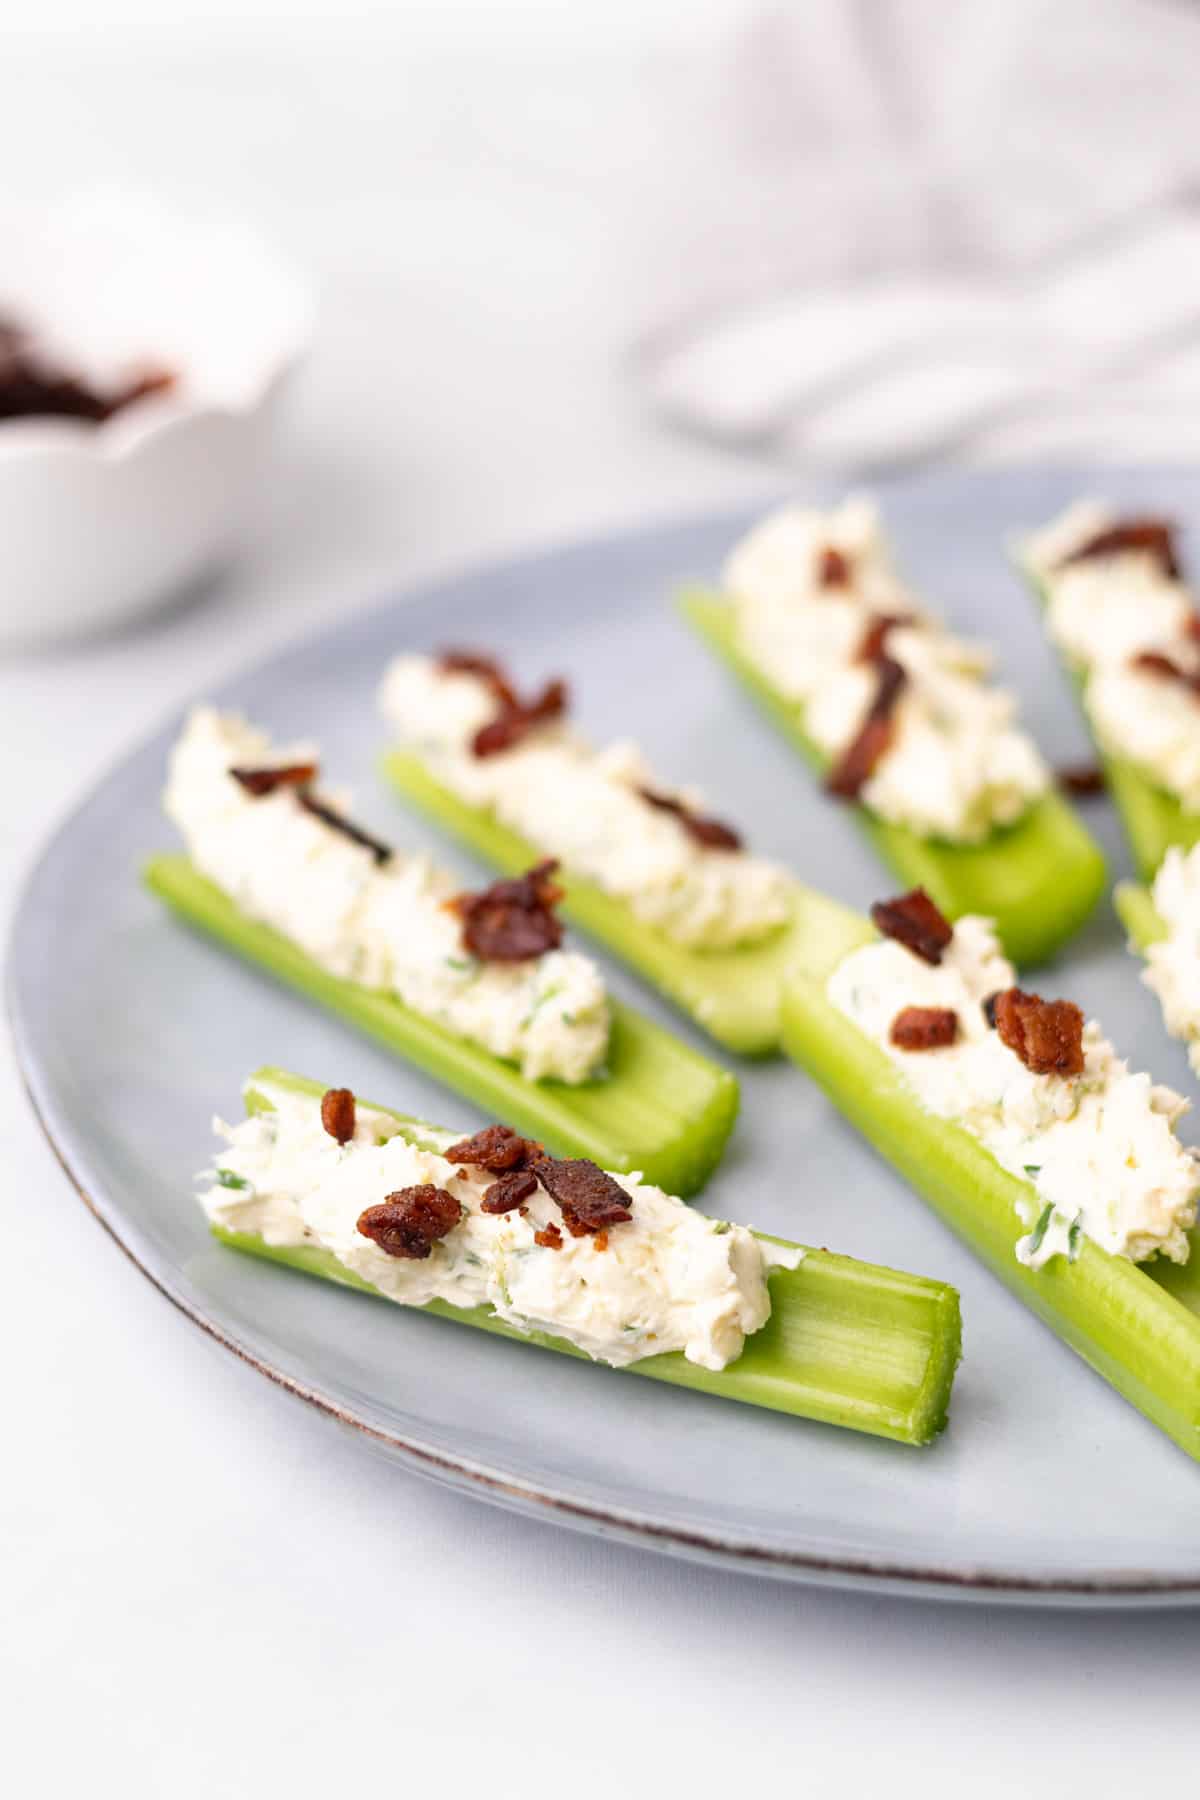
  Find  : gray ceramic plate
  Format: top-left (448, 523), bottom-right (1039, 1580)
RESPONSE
top-left (13, 464), bottom-right (1200, 1605)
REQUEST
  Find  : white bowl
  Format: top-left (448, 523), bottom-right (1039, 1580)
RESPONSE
top-left (0, 191), bottom-right (314, 647)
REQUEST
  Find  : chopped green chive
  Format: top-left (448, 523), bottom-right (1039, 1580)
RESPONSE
top-left (1026, 1203), bottom-right (1054, 1257)
top-left (216, 1167), bottom-right (251, 1191)
top-left (1068, 1218), bottom-right (1083, 1263)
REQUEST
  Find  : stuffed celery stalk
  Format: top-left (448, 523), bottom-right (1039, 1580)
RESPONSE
top-left (202, 1066), bottom-right (962, 1445)
top-left (781, 884), bottom-right (1200, 1461)
top-left (144, 708), bottom-right (738, 1198)
top-left (680, 496), bottom-right (1105, 967)
top-left (378, 651), bottom-right (820, 1055)
top-left (1020, 502), bottom-right (1200, 881)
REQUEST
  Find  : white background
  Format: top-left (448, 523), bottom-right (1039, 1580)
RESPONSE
top-left (5, 7), bottom-right (1200, 1794)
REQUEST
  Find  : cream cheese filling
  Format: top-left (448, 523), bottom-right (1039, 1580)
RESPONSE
top-left (724, 497), bottom-right (1048, 843)
top-left (165, 708), bottom-right (610, 1084)
top-left (378, 659), bottom-right (792, 952)
top-left (204, 1080), bottom-right (801, 1370)
top-left (827, 915), bottom-right (1198, 1270)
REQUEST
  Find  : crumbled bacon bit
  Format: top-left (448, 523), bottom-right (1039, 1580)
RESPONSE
top-left (855, 613), bottom-right (916, 664)
top-left (889, 1006), bottom-right (958, 1051)
top-left (231, 762), bottom-right (318, 796)
top-left (0, 315), bottom-right (178, 423)
top-left (481, 1168), bottom-right (538, 1214)
top-left (818, 546), bottom-right (852, 588)
top-left (444, 1123), bottom-right (532, 1171)
top-left (472, 679), bottom-right (568, 758)
top-left (1185, 614), bottom-right (1200, 643)
top-left (826, 655), bottom-right (907, 800)
top-left (993, 987), bottom-right (1085, 1077)
top-left (320, 1086), bottom-right (356, 1144)
top-left (437, 649), bottom-right (518, 709)
top-left (1056, 763), bottom-right (1106, 797)
top-left (639, 787), bottom-right (742, 852)
top-left (870, 888), bottom-right (954, 965)
top-left (982, 991), bottom-right (1001, 1029)
top-left (534, 1221), bottom-right (563, 1251)
top-left (592, 1230), bottom-right (609, 1252)
top-left (296, 793), bottom-right (392, 864)
top-left (529, 1154), bottom-right (633, 1236)
top-left (1131, 649), bottom-right (1187, 682)
top-left (453, 859), bottom-right (565, 961)
top-left (1059, 518), bottom-right (1180, 580)
top-left (356, 1186), bottom-right (462, 1259)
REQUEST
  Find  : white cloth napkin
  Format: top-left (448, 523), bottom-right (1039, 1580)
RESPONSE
top-left (633, 0), bottom-right (1200, 466)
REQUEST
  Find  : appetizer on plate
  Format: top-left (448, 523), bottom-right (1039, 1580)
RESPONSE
top-left (783, 885), bottom-right (1200, 1461)
top-left (1021, 503), bottom-right (1200, 880)
top-left (379, 651), bottom-right (821, 1055)
top-left (680, 497), bottom-right (1105, 967)
top-left (205, 1066), bottom-right (963, 1445)
top-left (144, 708), bottom-right (738, 1197)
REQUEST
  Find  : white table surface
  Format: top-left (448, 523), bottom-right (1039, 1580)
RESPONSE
top-left (5, 19), bottom-right (1200, 1794)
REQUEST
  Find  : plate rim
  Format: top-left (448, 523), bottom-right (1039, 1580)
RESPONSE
top-left (13, 468), bottom-right (1200, 1607)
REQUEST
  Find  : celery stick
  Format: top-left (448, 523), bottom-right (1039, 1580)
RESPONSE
top-left (680, 587), bottom-right (1106, 968)
top-left (1023, 563), bottom-right (1200, 881)
top-left (780, 901), bottom-right (1200, 1461)
top-left (1114, 879), bottom-right (1169, 952)
top-left (143, 854), bottom-right (738, 1197)
top-left (380, 751), bottom-right (850, 1055)
top-left (215, 1066), bottom-right (963, 1445)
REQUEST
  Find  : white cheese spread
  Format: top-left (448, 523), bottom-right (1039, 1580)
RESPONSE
top-left (378, 659), bottom-right (792, 951)
top-left (1142, 844), bottom-right (1200, 1077)
top-left (165, 708), bottom-right (610, 1084)
top-left (1025, 500), bottom-right (1200, 811)
top-left (204, 1079), bottom-right (800, 1370)
top-left (724, 497), bottom-right (1048, 842)
top-left (827, 914), bottom-right (1198, 1269)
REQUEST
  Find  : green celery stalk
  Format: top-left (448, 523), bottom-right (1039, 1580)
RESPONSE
top-left (1113, 879), bottom-right (1169, 953)
top-left (680, 587), bottom-right (1106, 968)
top-left (380, 750), bottom-right (855, 1055)
top-left (143, 854), bottom-right (738, 1198)
top-left (215, 1066), bottom-right (963, 1445)
top-left (1022, 562), bottom-right (1200, 881)
top-left (780, 898), bottom-right (1200, 1462)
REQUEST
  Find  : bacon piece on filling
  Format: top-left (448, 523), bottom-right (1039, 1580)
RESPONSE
top-left (480, 1168), bottom-right (539, 1215)
top-left (889, 1006), bottom-right (958, 1051)
top-left (472, 679), bottom-right (568, 758)
top-left (818, 545), bottom-right (853, 588)
top-left (869, 888), bottom-right (954, 966)
top-left (825, 655), bottom-right (907, 800)
top-left (993, 987), bottom-right (1085, 1077)
top-left (437, 649), bottom-right (518, 709)
top-left (855, 613), bottom-right (916, 664)
top-left (356, 1185), bottom-right (462, 1259)
top-left (230, 762), bottom-right (318, 796)
top-left (1131, 649), bottom-right (1188, 682)
top-left (639, 787), bottom-right (742, 852)
top-left (444, 1123), bottom-right (533, 1172)
top-left (451, 859), bottom-right (565, 962)
top-left (1058, 518), bottom-right (1180, 581)
top-left (320, 1086), bottom-right (356, 1144)
top-left (528, 1154), bottom-right (633, 1237)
